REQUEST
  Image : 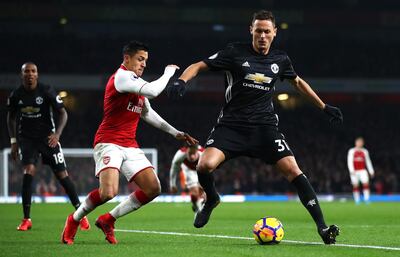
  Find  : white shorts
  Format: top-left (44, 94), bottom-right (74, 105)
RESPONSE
top-left (350, 169), bottom-right (370, 186)
top-left (94, 143), bottom-right (153, 182)
top-left (182, 166), bottom-right (199, 189)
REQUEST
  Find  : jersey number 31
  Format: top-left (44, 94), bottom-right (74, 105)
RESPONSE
top-left (275, 139), bottom-right (290, 152)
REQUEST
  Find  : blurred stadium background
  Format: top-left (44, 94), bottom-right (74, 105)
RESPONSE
top-left (0, 0), bottom-right (399, 201)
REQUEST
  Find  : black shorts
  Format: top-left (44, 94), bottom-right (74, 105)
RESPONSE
top-left (205, 124), bottom-right (293, 164)
top-left (19, 137), bottom-right (67, 172)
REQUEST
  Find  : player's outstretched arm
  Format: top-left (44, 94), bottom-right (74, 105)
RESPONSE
top-left (289, 76), bottom-right (343, 124)
top-left (289, 76), bottom-right (325, 109)
top-left (167, 61), bottom-right (209, 100)
top-left (115, 65), bottom-right (179, 99)
top-left (175, 132), bottom-right (198, 146)
top-left (141, 98), bottom-right (199, 146)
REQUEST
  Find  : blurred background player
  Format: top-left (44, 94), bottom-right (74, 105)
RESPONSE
top-left (167, 10), bottom-right (342, 244)
top-left (169, 143), bottom-right (205, 212)
top-left (61, 41), bottom-right (198, 245)
top-left (7, 62), bottom-right (89, 231)
top-left (347, 137), bottom-right (375, 204)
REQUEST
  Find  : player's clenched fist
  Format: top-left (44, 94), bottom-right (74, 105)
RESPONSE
top-left (164, 65), bottom-right (180, 77)
top-left (323, 104), bottom-right (343, 124)
top-left (167, 79), bottom-right (187, 100)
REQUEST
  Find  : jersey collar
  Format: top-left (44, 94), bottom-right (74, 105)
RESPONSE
top-left (120, 64), bottom-right (139, 77)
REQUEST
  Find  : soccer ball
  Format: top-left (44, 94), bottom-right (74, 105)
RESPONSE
top-left (252, 217), bottom-right (284, 245)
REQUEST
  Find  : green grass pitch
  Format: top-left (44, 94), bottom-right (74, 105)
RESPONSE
top-left (0, 201), bottom-right (399, 257)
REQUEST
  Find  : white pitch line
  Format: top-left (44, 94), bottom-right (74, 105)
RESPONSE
top-left (115, 229), bottom-right (400, 251)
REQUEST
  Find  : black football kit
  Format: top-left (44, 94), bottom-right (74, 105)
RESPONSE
top-left (7, 83), bottom-right (67, 172)
top-left (203, 42), bottom-right (297, 164)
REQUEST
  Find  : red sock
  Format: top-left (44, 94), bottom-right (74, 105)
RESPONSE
top-left (88, 189), bottom-right (104, 206)
top-left (134, 189), bottom-right (151, 205)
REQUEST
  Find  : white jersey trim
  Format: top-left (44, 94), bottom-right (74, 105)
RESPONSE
top-left (225, 71), bottom-right (233, 103)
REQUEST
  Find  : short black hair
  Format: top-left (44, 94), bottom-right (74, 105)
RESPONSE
top-left (252, 10), bottom-right (276, 26)
top-left (122, 40), bottom-right (149, 56)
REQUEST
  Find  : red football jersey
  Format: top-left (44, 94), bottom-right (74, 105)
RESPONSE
top-left (352, 149), bottom-right (366, 170)
top-left (94, 65), bottom-right (145, 148)
top-left (347, 147), bottom-right (374, 174)
top-left (180, 146), bottom-right (205, 170)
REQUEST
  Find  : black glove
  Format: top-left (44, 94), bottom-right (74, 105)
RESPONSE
top-left (166, 79), bottom-right (187, 100)
top-left (323, 104), bottom-right (343, 124)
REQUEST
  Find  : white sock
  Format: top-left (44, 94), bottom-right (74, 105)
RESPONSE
top-left (363, 189), bottom-right (370, 202)
top-left (196, 198), bottom-right (203, 210)
top-left (353, 190), bottom-right (360, 203)
top-left (73, 197), bottom-right (96, 221)
top-left (109, 194), bottom-right (142, 219)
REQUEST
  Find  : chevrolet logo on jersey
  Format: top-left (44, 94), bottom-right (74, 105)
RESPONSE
top-left (243, 73), bottom-right (273, 91)
top-left (244, 73), bottom-right (272, 84)
top-left (21, 106), bottom-right (40, 114)
top-left (20, 106), bottom-right (42, 118)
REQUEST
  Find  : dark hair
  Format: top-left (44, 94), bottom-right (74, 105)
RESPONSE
top-left (252, 10), bottom-right (276, 26)
top-left (122, 40), bottom-right (149, 56)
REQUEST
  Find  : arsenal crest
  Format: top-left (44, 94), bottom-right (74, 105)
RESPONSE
top-left (103, 156), bottom-right (110, 165)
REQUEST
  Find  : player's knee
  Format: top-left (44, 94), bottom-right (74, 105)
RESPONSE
top-left (144, 182), bottom-right (161, 199)
top-left (55, 171), bottom-right (68, 180)
top-left (100, 188), bottom-right (118, 201)
top-left (285, 168), bottom-right (303, 182)
top-left (197, 161), bottom-right (216, 173)
top-left (23, 165), bottom-right (36, 175)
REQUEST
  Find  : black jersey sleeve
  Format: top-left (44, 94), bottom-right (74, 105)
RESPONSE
top-left (279, 55), bottom-right (298, 81)
top-left (6, 90), bottom-right (18, 111)
top-left (203, 43), bottom-right (234, 71)
top-left (44, 85), bottom-right (64, 109)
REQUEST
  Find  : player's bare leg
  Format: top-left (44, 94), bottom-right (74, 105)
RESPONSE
top-left (91, 169), bottom-right (120, 244)
top-left (97, 168), bottom-right (160, 244)
top-left (194, 147), bottom-right (224, 228)
top-left (61, 168), bottom-right (118, 244)
top-left (275, 156), bottom-right (340, 244)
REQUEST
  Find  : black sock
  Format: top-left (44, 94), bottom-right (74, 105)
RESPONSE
top-left (197, 172), bottom-right (219, 203)
top-left (22, 174), bottom-right (33, 219)
top-left (291, 174), bottom-right (326, 229)
top-left (59, 176), bottom-right (81, 209)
